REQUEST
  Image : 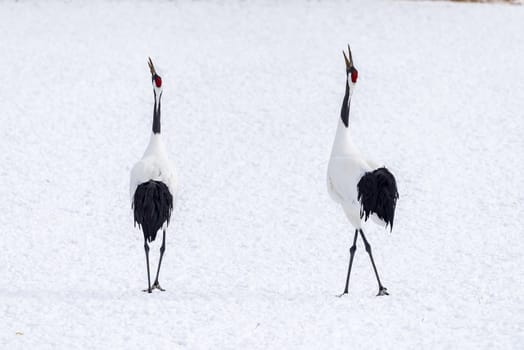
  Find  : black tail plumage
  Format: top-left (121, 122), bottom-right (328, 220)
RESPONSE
top-left (133, 180), bottom-right (173, 242)
top-left (357, 167), bottom-right (399, 231)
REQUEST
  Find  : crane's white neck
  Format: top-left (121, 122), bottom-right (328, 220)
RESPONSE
top-left (144, 132), bottom-right (166, 158)
top-left (331, 115), bottom-right (356, 156)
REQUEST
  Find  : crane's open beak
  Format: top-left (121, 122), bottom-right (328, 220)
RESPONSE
top-left (148, 57), bottom-right (157, 76)
top-left (343, 44), bottom-right (354, 72)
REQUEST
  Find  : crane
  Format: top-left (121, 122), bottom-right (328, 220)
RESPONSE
top-left (327, 45), bottom-right (399, 296)
top-left (130, 58), bottom-right (177, 293)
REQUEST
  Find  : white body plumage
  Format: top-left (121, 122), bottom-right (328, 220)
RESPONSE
top-left (327, 118), bottom-right (375, 229)
top-left (328, 130), bottom-right (388, 229)
top-left (130, 133), bottom-right (177, 204)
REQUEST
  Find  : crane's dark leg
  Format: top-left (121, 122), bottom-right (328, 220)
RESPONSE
top-left (152, 230), bottom-right (166, 291)
top-left (338, 229), bottom-right (359, 297)
top-left (359, 230), bottom-right (388, 296)
top-left (142, 238), bottom-right (152, 293)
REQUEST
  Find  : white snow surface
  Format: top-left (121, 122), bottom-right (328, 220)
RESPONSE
top-left (1, 1), bottom-right (524, 349)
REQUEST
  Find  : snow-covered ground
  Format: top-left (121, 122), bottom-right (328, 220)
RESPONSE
top-left (1, 0), bottom-right (523, 348)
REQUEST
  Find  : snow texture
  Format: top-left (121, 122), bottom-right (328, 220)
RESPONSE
top-left (1, 0), bottom-right (523, 349)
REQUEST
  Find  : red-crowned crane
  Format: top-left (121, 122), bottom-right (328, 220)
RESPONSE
top-left (327, 45), bottom-right (399, 296)
top-left (130, 58), bottom-right (177, 293)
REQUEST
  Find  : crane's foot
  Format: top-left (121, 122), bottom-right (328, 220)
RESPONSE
top-left (377, 286), bottom-right (389, 296)
top-left (152, 281), bottom-right (166, 292)
top-left (336, 290), bottom-right (349, 298)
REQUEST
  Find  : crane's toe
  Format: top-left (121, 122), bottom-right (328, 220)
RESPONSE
top-left (152, 281), bottom-right (166, 292)
top-left (377, 286), bottom-right (389, 296)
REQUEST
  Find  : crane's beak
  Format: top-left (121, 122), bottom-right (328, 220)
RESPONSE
top-left (343, 44), bottom-right (354, 72)
top-left (148, 57), bottom-right (157, 76)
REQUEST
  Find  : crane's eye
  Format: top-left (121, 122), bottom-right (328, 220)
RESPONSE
top-left (351, 69), bottom-right (358, 83)
top-left (154, 76), bottom-right (162, 88)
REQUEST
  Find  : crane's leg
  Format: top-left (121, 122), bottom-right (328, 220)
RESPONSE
top-left (359, 230), bottom-right (388, 296)
top-left (142, 238), bottom-right (152, 293)
top-left (338, 229), bottom-right (359, 297)
top-left (152, 230), bottom-right (166, 291)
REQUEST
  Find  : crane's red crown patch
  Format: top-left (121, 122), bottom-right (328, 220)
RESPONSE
top-left (351, 69), bottom-right (358, 83)
top-left (154, 76), bottom-right (162, 88)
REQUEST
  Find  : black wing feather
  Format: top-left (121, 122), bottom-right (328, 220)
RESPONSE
top-left (133, 180), bottom-right (173, 242)
top-left (357, 167), bottom-right (399, 231)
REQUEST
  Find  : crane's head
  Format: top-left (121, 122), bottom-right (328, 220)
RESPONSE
top-left (343, 44), bottom-right (358, 87)
top-left (148, 57), bottom-right (162, 94)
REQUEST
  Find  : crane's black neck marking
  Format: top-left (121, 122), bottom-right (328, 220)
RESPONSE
top-left (340, 79), bottom-right (350, 128)
top-left (153, 90), bottom-right (162, 134)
